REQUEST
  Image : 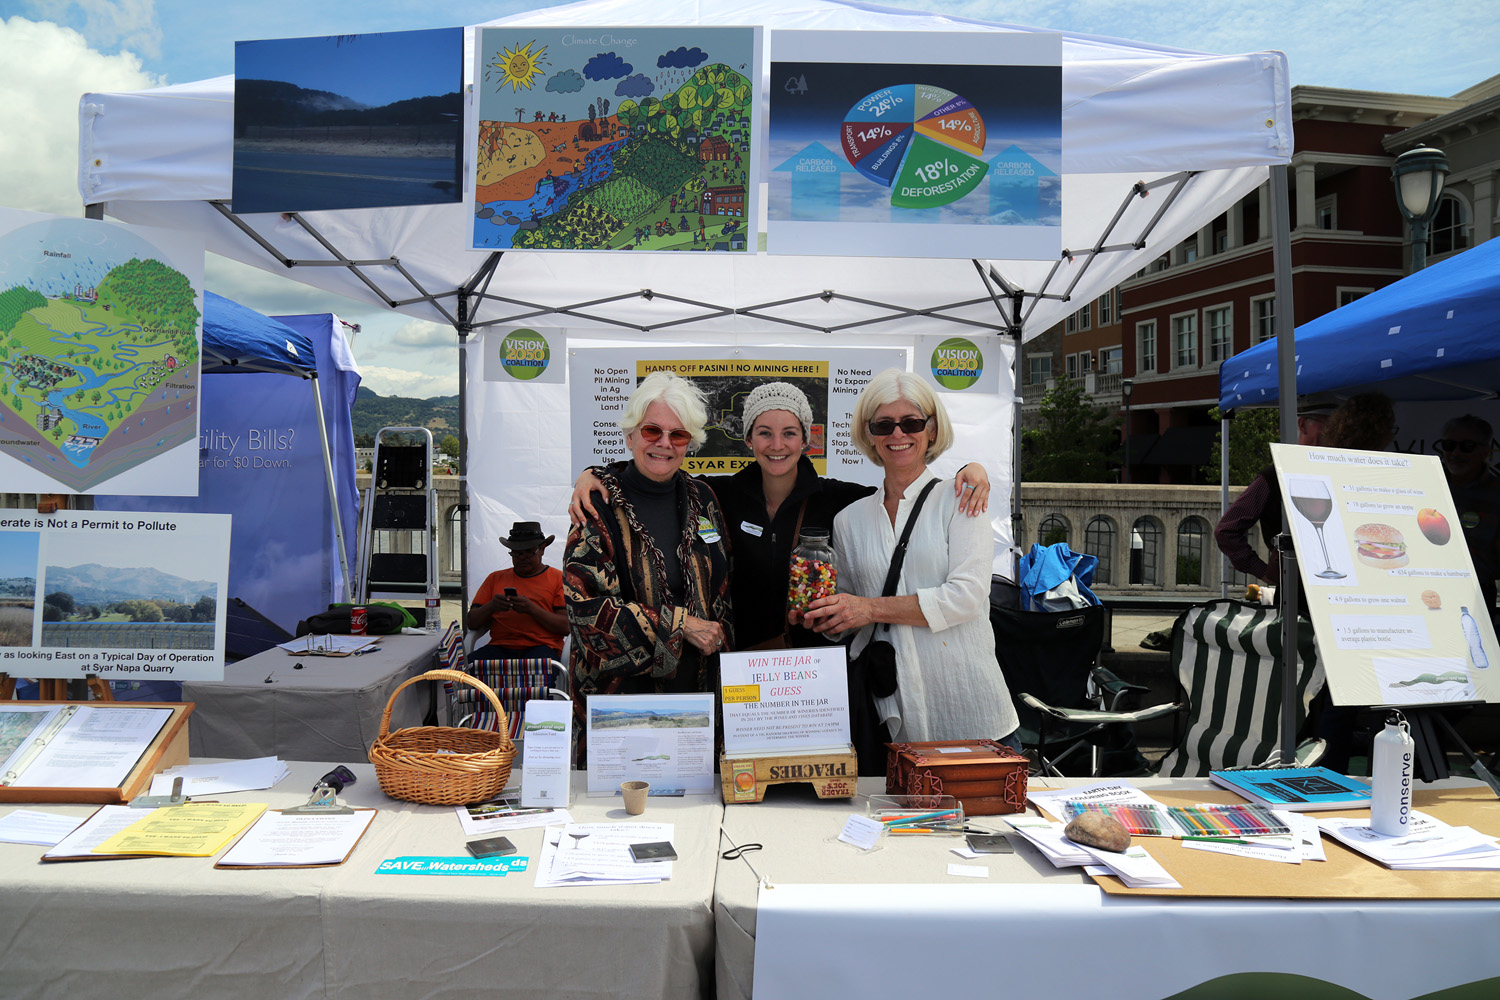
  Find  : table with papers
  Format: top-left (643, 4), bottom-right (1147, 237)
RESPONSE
top-left (718, 775), bottom-right (1500, 1000)
top-left (0, 762), bottom-right (722, 1000)
top-left (181, 631), bottom-right (442, 761)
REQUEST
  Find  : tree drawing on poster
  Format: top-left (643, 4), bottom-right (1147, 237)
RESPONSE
top-left (0, 212), bottom-right (201, 493)
top-left (471, 26), bottom-right (761, 252)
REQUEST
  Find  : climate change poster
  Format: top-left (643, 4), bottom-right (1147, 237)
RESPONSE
top-left (0, 209), bottom-right (203, 495)
top-left (470, 25), bottom-right (762, 252)
top-left (768, 31), bottom-right (1061, 259)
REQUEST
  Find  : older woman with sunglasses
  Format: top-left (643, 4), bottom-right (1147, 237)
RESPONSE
top-left (802, 368), bottom-right (1019, 762)
top-left (564, 371), bottom-right (732, 712)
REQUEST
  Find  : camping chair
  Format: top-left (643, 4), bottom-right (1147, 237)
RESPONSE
top-left (1157, 599), bottom-right (1327, 777)
top-left (991, 582), bottom-right (1183, 777)
top-left (447, 624), bottom-right (573, 763)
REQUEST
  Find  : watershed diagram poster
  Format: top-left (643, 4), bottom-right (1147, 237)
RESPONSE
top-left (471, 25), bottom-right (762, 252)
top-left (767, 30), bottom-right (1061, 259)
top-left (0, 209), bottom-right (203, 495)
top-left (1271, 443), bottom-right (1500, 709)
top-left (568, 347), bottom-right (906, 483)
top-left (585, 693), bottom-right (716, 795)
top-left (0, 511), bottom-right (229, 681)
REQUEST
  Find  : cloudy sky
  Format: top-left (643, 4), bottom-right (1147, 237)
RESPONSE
top-left (2, 0), bottom-right (1495, 397)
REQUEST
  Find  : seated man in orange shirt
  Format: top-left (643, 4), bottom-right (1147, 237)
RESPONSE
top-left (466, 521), bottom-right (567, 660)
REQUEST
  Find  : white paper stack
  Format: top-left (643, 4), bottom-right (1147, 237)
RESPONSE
top-left (1315, 812), bottom-right (1500, 870)
top-left (1078, 844), bottom-right (1182, 889)
top-left (150, 756), bottom-right (289, 796)
top-left (534, 822), bottom-right (675, 887)
top-left (1006, 817), bottom-right (1094, 867)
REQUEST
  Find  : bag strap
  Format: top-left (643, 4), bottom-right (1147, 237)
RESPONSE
top-left (874, 478), bottom-right (941, 633)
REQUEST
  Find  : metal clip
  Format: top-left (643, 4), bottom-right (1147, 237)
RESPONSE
top-left (130, 775), bottom-right (189, 808)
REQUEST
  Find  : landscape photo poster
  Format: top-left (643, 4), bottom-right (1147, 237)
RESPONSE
top-left (0, 511), bottom-right (230, 681)
top-left (469, 25), bottom-right (762, 252)
top-left (1271, 443), bottom-right (1500, 709)
top-left (585, 693), bottom-right (716, 795)
top-left (0, 209), bottom-right (203, 495)
top-left (767, 30), bottom-right (1062, 259)
top-left (233, 28), bottom-right (465, 214)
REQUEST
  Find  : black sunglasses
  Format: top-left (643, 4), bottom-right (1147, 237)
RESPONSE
top-left (867, 415), bottom-right (933, 437)
top-left (637, 423), bottom-right (693, 447)
top-left (1435, 438), bottom-right (1487, 454)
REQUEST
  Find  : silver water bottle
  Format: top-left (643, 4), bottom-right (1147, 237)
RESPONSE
top-left (1369, 711), bottom-right (1415, 836)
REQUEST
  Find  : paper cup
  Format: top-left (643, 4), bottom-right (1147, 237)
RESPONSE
top-left (621, 780), bottom-right (650, 815)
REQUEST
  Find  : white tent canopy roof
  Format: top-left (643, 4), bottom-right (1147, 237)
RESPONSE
top-left (78, 0), bottom-right (1290, 339)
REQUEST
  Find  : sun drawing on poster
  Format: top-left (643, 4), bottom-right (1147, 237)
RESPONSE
top-left (491, 41), bottom-right (548, 93)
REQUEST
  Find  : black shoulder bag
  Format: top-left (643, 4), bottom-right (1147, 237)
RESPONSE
top-left (852, 478), bottom-right (940, 698)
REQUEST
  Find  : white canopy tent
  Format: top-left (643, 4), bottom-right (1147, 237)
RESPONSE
top-left (77, 0), bottom-right (1294, 596)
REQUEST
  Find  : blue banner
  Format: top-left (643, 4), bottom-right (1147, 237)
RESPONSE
top-left (99, 312), bottom-right (360, 634)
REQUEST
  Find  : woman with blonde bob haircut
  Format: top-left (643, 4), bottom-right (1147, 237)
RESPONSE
top-left (564, 372), bottom-right (732, 755)
top-left (804, 367), bottom-right (1018, 770)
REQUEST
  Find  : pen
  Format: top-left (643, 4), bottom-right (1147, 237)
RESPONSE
top-left (885, 809), bottom-right (962, 828)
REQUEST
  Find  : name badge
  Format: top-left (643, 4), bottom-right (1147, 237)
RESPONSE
top-left (697, 515), bottom-right (721, 545)
top-left (740, 521), bottom-right (764, 538)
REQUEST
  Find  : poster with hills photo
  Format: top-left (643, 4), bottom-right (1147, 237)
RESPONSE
top-left (2, 512), bottom-right (229, 680)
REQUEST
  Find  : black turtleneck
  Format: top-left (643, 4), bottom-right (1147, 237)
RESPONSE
top-left (619, 462), bottom-right (684, 596)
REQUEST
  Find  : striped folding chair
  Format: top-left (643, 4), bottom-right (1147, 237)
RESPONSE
top-left (455, 657), bottom-right (573, 761)
top-left (1158, 599), bottom-right (1326, 777)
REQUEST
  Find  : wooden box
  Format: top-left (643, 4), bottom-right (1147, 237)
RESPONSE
top-left (885, 739), bottom-right (1029, 815)
top-left (0, 701), bottom-right (193, 805)
top-left (719, 748), bottom-right (859, 804)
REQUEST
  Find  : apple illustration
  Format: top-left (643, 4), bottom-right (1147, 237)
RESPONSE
top-left (1417, 508), bottom-right (1451, 545)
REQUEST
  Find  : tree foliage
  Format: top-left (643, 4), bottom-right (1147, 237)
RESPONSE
top-left (1201, 406), bottom-right (1281, 485)
top-left (1021, 379), bottom-right (1117, 483)
top-left (0, 285), bottom-right (46, 333)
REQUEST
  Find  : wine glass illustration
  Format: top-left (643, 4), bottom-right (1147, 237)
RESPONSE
top-left (1289, 479), bottom-right (1345, 579)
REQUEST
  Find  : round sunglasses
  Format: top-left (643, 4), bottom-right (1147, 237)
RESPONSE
top-left (637, 423), bottom-right (693, 447)
top-left (867, 414), bottom-right (933, 437)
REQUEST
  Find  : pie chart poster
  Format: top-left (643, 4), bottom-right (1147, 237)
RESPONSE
top-left (768, 31), bottom-right (1060, 259)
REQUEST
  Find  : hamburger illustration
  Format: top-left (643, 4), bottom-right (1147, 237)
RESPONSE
top-left (1353, 522), bottom-right (1408, 569)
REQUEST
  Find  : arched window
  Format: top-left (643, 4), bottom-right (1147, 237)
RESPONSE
top-left (1131, 516), bottom-right (1162, 586)
top-left (1177, 516), bottom-right (1208, 587)
top-left (1084, 516), bottom-right (1116, 585)
top-left (1038, 514), bottom-right (1070, 548)
top-left (1430, 194), bottom-right (1471, 256)
top-left (447, 505), bottom-right (464, 573)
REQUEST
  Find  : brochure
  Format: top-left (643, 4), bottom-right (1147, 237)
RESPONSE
top-left (1210, 766), bottom-right (1373, 811)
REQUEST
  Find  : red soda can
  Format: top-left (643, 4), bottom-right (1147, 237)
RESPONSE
top-left (350, 605), bottom-right (368, 636)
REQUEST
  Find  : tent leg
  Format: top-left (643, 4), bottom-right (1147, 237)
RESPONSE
top-left (1270, 164), bottom-right (1301, 766)
top-left (309, 371), bottom-right (353, 600)
top-left (1008, 293), bottom-right (1025, 581)
top-left (1221, 413), bottom-right (1230, 598)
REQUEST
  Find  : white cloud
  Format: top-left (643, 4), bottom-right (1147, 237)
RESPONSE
top-left (0, 16), bottom-right (160, 217)
top-left (391, 319), bottom-right (458, 350)
top-left (357, 365), bottom-right (458, 399)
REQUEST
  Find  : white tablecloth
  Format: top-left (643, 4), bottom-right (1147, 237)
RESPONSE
top-left (0, 763), bottom-right (722, 1000)
top-left (182, 632), bottom-right (441, 761)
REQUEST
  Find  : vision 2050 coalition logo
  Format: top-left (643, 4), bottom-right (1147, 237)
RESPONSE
top-left (499, 329), bottom-right (551, 380)
top-left (929, 336), bottom-right (984, 390)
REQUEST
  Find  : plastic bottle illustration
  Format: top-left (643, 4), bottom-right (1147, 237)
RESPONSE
top-left (1370, 712), bottom-right (1415, 836)
top-left (1460, 606), bottom-right (1489, 669)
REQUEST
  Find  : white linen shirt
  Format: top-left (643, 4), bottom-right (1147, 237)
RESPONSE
top-left (833, 470), bottom-right (1019, 743)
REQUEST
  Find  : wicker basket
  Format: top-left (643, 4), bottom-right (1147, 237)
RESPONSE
top-left (369, 669), bottom-right (517, 805)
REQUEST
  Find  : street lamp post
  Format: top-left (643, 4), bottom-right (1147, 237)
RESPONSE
top-left (1392, 147), bottom-right (1449, 272)
top-left (1120, 377), bottom-right (1134, 485)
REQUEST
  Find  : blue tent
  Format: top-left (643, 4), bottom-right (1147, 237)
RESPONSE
top-left (201, 290), bottom-right (316, 375)
top-left (1220, 236), bottom-right (1500, 408)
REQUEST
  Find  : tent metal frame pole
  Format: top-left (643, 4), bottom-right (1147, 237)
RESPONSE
top-left (1221, 413), bottom-right (1231, 599)
top-left (307, 370), bottom-right (353, 600)
top-left (1269, 164), bottom-right (1302, 766)
top-left (455, 252), bottom-right (502, 624)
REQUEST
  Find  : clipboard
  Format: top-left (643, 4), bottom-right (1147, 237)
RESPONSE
top-left (214, 808), bottom-right (379, 869)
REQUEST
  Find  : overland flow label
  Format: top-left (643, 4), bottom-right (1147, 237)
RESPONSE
top-left (839, 84), bottom-right (988, 209)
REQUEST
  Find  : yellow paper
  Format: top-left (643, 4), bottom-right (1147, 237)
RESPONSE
top-left (92, 803), bottom-right (269, 857)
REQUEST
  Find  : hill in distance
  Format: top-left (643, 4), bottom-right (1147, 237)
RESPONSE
top-left (351, 386), bottom-right (460, 442)
top-left (43, 563), bottom-right (218, 606)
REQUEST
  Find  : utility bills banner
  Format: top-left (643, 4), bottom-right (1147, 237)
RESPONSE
top-left (569, 347), bottom-right (904, 481)
top-left (0, 511), bottom-right (229, 681)
top-left (1271, 443), bottom-right (1499, 708)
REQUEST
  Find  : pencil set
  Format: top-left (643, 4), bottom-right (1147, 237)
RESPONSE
top-left (1168, 802), bottom-right (1290, 838)
top-left (1062, 801), bottom-right (1173, 837)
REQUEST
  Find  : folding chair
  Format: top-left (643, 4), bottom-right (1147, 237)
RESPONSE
top-left (1157, 599), bottom-right (1326, 777)
top-left (452, 653), bottom-right (573, 765)
top-left (991, 584), bottom-right (1183, 777)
